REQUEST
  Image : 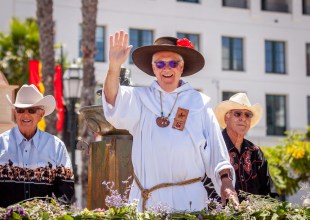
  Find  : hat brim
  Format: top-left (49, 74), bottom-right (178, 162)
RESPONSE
top-left (215, 100), bottom-right (263, 129)
top-left (132, 45), bottom-right (205, 77)
top-left (6, 95), bottom-right (56, 116)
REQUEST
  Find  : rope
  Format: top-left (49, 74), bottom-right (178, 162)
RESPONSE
top-left (133, 173), bottom-right (201, 211)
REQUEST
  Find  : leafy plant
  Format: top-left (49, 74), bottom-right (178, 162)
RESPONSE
top-left (0, 17), bottom-right (39, 85)
top-left (262, 129), bottom-right (310, 196)
top-left (1, 190), bottom-right (309, 219)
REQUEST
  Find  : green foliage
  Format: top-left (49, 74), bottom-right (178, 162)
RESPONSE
top-left (0, 195), bottom-right (309, 220)
top-left (0, 17), bottom-right (40, 86)
top-left (262, 129), bottom-right (310, 195)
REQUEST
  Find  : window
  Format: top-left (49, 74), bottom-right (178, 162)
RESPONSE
top-left (79, 26), bottom-right (105, 62)
top-left (129, 29), bottom-right (153, 64)
top-left (177, 33), bottom-right (200, 51)
top-left (222, 91), bottom-right (245, 101)
top-left (177, 0), bottom-right (199, 3)
top-left (308, 96), bottom-right (310, 125)
top-left (222, 37), bottom-right (244, 71)
top-left (307, 43), bottom-right (310, 76)
top-left (303, 0), bottom-right (310, 15)
top-left (222, 91), bottom-right (238, 101)
top-left (266, 95), bottom-right (287, 136)
top-left (265, 40), bottom-right (286, 74)
top-left (223, 0), bottom-right (248, 8)
top-left (262, 0), bottom-right (290, 13)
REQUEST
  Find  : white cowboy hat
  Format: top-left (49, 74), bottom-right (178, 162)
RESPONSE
top-left (215, 93), bottom-right (263, 129)
top-left (6, 84), bottom-right (56, 116)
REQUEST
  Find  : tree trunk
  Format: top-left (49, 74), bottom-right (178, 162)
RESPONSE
top-left (36, 0), bottom-right (57, 135)
top-left (81, 0), bottom-right (98, 208)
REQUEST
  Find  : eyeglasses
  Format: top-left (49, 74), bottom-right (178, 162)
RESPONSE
top-left (230, 110), bottom-right (253, 119)
top-left (153, 60), bottom-right (181, 69)
top-left (15, 107), bottom-right (44, 114)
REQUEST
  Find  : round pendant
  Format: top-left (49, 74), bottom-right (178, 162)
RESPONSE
top-left (156, 116), bottom-right (170, 128)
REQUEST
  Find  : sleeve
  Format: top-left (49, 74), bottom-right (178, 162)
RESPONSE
top-left (54, 176), bottom-right (75, 205)
top-left (200, 105), bottom-right (235, 196)
top-left (54, 138), bottom-right (75, 204)
top-left (102, 86), bottom-right (142, 134)
top-left (203, 175), bottom-right (221, 202)
top-left (55, 138), bottom-right (72, 169)
top-left (257, 149), bottom-right (279, 198)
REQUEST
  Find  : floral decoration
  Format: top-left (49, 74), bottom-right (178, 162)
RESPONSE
top-left (0, 186), bottom-right (309, 219)
top-left (176, 38), bottom-right (194, 49)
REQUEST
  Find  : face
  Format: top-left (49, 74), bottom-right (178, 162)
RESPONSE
top-left (225, 109), bottom-right (253, 136)
top-left (15, 106), bottom-right (45, 140)
top-left (152, 51), bottom-right (184, 92)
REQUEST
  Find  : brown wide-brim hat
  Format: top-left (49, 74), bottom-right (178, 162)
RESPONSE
top-left (215, 93), bottom-right (263, 129)
top-left (6, 84), bottom-right (56, 116)
top-left (132, 36), bottom-right (205, 77)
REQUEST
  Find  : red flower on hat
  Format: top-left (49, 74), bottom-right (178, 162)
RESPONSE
top-left (176, 38), bottom-right (194, 49)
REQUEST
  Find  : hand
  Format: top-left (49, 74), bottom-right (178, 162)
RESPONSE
top-left (109, 31), bottom-right (132, 68)
top-left (220, 178), bottom-right (239, 208)
top-left (104, 31), bottom-right (132, 105)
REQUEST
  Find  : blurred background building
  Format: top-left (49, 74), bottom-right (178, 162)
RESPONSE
top-left (1, 0), bottom-right (309, 205)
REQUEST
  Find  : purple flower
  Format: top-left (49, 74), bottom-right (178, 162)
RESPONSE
top-left (18, 208), bottom-right (25, 217)
top-left (146, 202), bottom-right (172, 217)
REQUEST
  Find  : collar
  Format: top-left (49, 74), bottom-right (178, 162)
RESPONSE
top-left (222, 128), bottom-right (254, 153)
top-left (222, 128), bottom-right (235, 151)
top-left (13, 127), bottom-right (25, 145)
top-left (151, 80), bottom-right (192, 94)
top-left (13, 126), bottom-right (41, 148)
top-left (135, 80), bottom-right (210, 116)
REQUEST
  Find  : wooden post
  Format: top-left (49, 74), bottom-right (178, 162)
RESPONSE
top-left (87, 135), bottom-right (133, 210)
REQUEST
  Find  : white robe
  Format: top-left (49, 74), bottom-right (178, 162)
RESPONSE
top-left (102, 80), bottom-right (234, 212)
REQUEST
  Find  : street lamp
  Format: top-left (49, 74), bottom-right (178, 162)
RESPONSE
top-left (63, 63), bottom-right (83, 183)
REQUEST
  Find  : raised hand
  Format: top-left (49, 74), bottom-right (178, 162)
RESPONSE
top-left (109, 31), bottom-right (132, 68)
top-left (104, 31), bottom-right (132, 106)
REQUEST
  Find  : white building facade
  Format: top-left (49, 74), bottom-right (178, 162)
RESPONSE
top-left (1, 0), bottom-right (309, 146)
top-left (1, 0), bottom-right (310, 204)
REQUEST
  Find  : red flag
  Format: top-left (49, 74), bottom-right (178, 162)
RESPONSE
top-left (54, 64), bottom-right (65, 132)
top-left (29, 60), bottom-right (46, 130)
top-left (29, 60), bottom-right (45, 93)
top-left (29, 60), bottom-right (40, 87)
top-left (29, 60), bottom-right (64, 133)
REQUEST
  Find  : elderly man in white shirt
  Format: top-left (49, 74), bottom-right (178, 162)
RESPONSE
top-left (0, 84), bottom-right (74, 207)
top-left (102, 31), bottom-right (239, 212)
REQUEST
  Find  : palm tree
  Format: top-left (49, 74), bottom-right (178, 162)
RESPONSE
top-left (80, 0), bottom-right (98, 207)
top-left (36, 0), bottom-right (57, 135)
top-left (81, 0), bottom-right (98, 107)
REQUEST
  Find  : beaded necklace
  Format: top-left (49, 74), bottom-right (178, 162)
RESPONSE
top-left (156, 91), bottom-right (179, 128)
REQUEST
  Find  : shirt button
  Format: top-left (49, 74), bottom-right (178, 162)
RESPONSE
top-left (25, 191), bottom-right (29, 194)
top-left (25, 150), bottom-right (27, 152)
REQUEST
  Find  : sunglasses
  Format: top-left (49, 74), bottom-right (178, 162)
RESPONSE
top-left (154, 60), bottom-right (181, 69)
top-left (15, 107), bottom-right (44, 114)
top-left (230, 110), bottom-right (253, 119)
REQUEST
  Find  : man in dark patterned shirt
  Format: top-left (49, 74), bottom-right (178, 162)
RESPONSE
top-left (204, 93), bottom-right (278, 202)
